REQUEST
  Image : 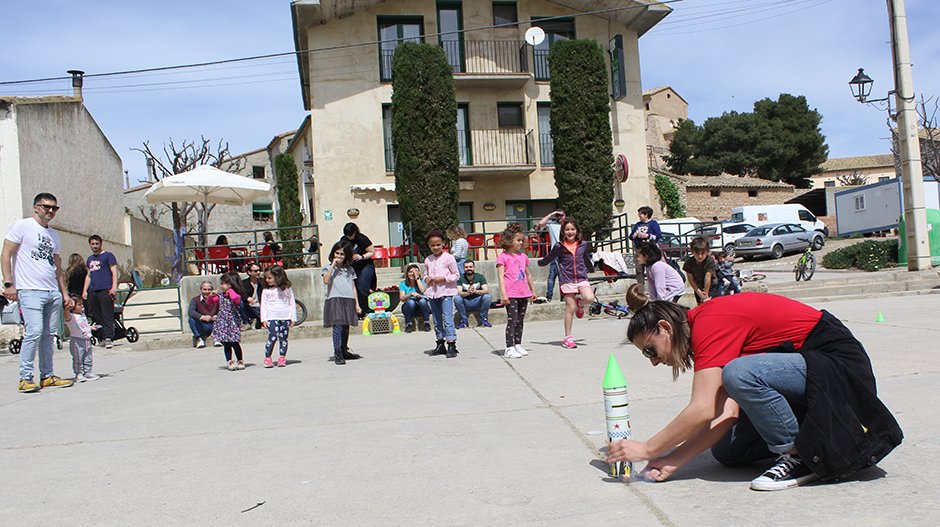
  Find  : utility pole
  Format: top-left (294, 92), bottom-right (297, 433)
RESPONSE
top-left (889, 0), bottom-right (931, 270)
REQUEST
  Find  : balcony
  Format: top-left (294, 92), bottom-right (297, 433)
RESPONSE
top-left (386, 129), bottom-right (536, 177)
top-left (442, 40), bottom-right (531, 89)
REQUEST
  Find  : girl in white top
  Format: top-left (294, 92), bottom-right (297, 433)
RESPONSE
top-left (260, 265), bottom-right (296, 368)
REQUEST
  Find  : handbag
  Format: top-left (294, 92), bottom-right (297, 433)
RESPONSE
top-left (1, 300), bottom-right (22, 325)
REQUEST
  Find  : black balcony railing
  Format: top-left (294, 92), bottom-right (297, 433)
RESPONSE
top-left (440, 40), bottom-right (529, 75)
top-left (534, 48), bottom-right (550, 80)
top-left (469, 129), bottom-right (534, 166)
top-left (539, 133), bottom-right (554, 166)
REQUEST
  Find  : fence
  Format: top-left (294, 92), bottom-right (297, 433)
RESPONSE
top-left (120, 285), bottom-right (184, 336)
top-left (183, 224), bottom-right (321, 275)
top-left (441, 40), bottom-right (529, 74)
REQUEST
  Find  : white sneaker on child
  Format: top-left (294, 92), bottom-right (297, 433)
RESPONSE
top-left (75, 373), bottom-right (86, 383)
top-left (83, 373), bottom-right (100, 381)
top-left (504, 347), bottom-right (523, 358)
top-left (514, 344), bottom-right (528, 356)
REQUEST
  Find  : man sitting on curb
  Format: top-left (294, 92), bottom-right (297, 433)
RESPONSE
top-left (455, 260), bottom-right (492, 329)
top-left (188, 281), bottom-right (219, 348)
top-left (240, 263), bottom-right (264, 329)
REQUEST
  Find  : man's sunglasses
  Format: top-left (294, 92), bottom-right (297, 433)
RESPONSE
top-left (37, 204), bottom-right (60, 212)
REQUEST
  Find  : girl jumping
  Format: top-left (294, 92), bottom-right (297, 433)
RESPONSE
top-left (497, 227), bottom-right (537, 358)
top-left (538, 218), bottom-right (595, 349)
top-left (261, 265), bottom-right (297, 368)
top-left (211, 273), bottom-right (244, 370)
top-left (323, 241), bottom-right (362, 365)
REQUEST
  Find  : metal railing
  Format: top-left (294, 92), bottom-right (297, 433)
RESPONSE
top-left (593, 212), bottom-right (632, 255)
top-left (183, 224), bottom-right (321, 275)
top-left (538, 133), bottom-right (554, 166)
top-left (121, 285), bottom-right (184, 336)
top-left (534, 48), bottom-right (550, 80)
top-left (441, 40), bottom-right (529, 74)
top-left (469, 129), bottom-right (534, 166)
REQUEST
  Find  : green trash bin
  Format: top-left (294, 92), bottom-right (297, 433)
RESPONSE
top-left (896, 209), bottom-right (940, 265)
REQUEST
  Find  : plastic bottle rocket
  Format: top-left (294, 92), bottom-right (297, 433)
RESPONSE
top-left (604, 353), bottom-right (633, 479)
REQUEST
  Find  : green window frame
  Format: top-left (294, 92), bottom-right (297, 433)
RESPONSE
top-left (252, 203), bottom-right (274, 222)
top-left (437, 3), bottom-right (465, 73)
top-left (378, 17), bottom-right (424, 82)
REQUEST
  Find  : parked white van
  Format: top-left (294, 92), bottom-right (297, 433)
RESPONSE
top-left (730, 205), bottom-right (829, 237)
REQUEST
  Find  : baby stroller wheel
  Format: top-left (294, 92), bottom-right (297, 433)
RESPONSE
top-left (90, 336), bottom-right (98, 346)
top-left (10, 339), bottom-right (21, 354)
top-left (126, 327), bottom-right (139, 343)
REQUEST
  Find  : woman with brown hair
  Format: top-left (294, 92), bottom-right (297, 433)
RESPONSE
top-left (608, 293), bottom-right (902, 492)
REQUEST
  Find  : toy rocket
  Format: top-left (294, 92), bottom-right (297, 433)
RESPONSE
top-left (604, 353), bottom-right (633, 479)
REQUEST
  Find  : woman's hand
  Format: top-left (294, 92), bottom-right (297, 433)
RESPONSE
top-left (606, 439), bottom-right (651, 464)
top-left (641, 457), bottom-right (679, 482)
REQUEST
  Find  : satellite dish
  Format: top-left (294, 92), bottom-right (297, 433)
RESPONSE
top-left (525, 26), bottom-right (545, 46)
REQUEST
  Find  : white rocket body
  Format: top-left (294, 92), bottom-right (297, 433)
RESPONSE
top-left (605, 386), bottom-right (633, 478)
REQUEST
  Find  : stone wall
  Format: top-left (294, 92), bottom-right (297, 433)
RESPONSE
top-left (682, 187), bottom-right (795, 222)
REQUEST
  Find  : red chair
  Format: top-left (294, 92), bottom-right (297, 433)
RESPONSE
top-left (388, 245), bottom-right (405, 267)
top-left (466, 234), bottom-right (485, 261)
top-left (193, 249), bottom-right (207, 274)
top-left (485, 233), bottom-right (501, 260)
top-left (207, 246), bottom-right (231, 274)
top-left (258, 245), bottom-right (283, 268)
top-left (373, 246), bottom-right (389, 267)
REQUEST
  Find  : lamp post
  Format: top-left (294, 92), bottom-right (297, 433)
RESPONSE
top-left (849, 0), bottom-right (930, 271)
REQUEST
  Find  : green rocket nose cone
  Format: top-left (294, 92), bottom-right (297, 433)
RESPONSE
top-left (603, 353), bottom-right (627, 389)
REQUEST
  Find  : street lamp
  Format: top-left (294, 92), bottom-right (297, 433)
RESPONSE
top-left (848, 68), bottom-right (874, 102)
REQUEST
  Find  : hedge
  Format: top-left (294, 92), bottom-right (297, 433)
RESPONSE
top-left (821, 239), bottom-right (898, 272)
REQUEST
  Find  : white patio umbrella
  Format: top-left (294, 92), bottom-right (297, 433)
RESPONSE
top-left (144, 164), bottom-right (271, 206)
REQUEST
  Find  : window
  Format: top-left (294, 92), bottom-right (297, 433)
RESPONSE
top-left (824, 180), bottom-right (836, 187)
top-left (497, 103), bottom-right (523, 128)
top-left (532, 18), bottom-right (574, 80)
top-left (878, 176), bottom-right (890, 182)
top-left (251, 166), bottom-right (265, 179)
top-left (493, 2), bottom-right (517, 26)
top-left (252, 203), bottom-right (274, 222)
top-left (798, 209), bottom-right (816, 222)
top-left (855, 195), bottom-right (866, 211)
top-left (438, 3), bottom-right (464, 73)
top-left (748, 190), bottom-right (758, 197)
top-left (710, 189), bottom-right (721, 197)
top-left (537, 103), bottom-right (552, 166)
top-left (378, 17), bottom-right (423, 82)
top-left (382, 105), bottom-right (394, 171)
top-left (457, 103), bottom-right (471, 165)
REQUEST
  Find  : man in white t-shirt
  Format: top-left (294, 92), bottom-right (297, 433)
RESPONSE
top-left (2, 193), bottom-right (75, 392)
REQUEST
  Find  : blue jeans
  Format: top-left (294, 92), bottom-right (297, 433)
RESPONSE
top-left (718, 353), bottom-right (808, 459)
top-left (189, 317), bottom-right (214, 338)
top-left (18, 289), bottom-right (61, 381)
top-left (546, 261), bottom-right (558, 300)
top-left (240, 302), bottom-right (261, 324)
top-left (428, 296), bottom-right (456, 341)
top-left (401, 297), bottom-right (430, 325)
top-left (454, 294), bottom-right (491, 323)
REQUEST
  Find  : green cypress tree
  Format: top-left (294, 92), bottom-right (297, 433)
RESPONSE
top-left (391, 42), bottom-right (460, 246)
top-left (548, 39), bottom-right (615, 239)
top-left (274, 153), bottom-right (304, 268)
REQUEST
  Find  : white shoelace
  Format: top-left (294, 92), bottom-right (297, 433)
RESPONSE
top-left (765, 454), bottom-right (800, 478)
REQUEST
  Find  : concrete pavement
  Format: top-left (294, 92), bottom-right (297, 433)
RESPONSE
top-left (1, 294), bottom-right (937, 526)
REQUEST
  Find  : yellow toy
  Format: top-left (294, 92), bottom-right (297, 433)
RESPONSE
top-left (362, 292), bottom-right (402, 336)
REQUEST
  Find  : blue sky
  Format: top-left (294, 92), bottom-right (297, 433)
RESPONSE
top-left (2, 0), bottom-right (937, 185)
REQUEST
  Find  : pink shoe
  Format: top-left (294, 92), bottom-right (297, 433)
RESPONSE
top-left (264, 357), bottom-right (274, 368)
top-left (562, 336), bottom-right (578, 349)
top-left (277, 356), bottom-right (287, 367)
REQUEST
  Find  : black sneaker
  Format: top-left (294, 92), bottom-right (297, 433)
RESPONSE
top-left (750, 453), bottom-right (819, 491)
top-left (446, 341), bottom-right (458, 358)
top-left (405, 323), bottom-right (414, 333)
top-left (431, 339), bottom-right (446, 356)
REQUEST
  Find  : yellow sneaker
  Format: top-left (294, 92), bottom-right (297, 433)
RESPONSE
top-left (18, 379), bottom-right (40, 393)
top-left (40, 375), bottom-right (73, 388)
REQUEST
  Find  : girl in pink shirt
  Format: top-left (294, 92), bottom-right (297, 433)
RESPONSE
top-left (497, 228), bottom-right (537, 358)
top-left (423, 230), bottom-right (460, 358)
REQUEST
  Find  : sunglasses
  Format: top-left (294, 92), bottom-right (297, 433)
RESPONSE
top-left (641, 330), bottom-right (658, 359)
top-left (37, 204), bottom-right (60, 212)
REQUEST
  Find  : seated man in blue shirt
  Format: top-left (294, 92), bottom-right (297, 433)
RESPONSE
top-left (455, 260), bottom-right (492, 329)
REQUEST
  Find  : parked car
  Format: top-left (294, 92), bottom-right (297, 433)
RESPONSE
top-left (731, 204), bottom-right (829, 238)
top-left (690, 222), bottom-right (755, 255)
top-left (734, 223), bottom-right (825, 260)
top-left (657, 232), bottom-right (686, 260)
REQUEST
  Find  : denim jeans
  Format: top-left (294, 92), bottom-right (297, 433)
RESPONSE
top-left (428, 296), bottom-right (456, 341)
top-left (401, 297), bottom-right (430, 325)
top-left (18, 289), bottom-right (61, 381)
top-left (546, 261), bottom-right (558, 300)
top-left (240, 302), bottom-right (261, 324)
top-left (454, 294), bottom-right (491, 323)
top-left (189, 317), bottom-right (214, 338)
top-left (720, 353), bottom-right (808, 456)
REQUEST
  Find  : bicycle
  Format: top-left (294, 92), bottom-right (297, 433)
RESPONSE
top-left (793, 238), bottom-right (816, 282)
top-left (295, 300), bottom-right (307, 326)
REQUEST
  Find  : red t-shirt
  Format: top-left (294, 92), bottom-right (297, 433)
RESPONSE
top-left (688, 293), bottom-right (822, 371)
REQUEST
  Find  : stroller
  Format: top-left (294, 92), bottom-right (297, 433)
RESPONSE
top-left (88, 281), bottom-right (140, 346)
top-left (1, 297), bottom-right (64, 354)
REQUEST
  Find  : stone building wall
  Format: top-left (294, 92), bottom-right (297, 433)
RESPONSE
top-left (683, 187), bottom-right (795, 221)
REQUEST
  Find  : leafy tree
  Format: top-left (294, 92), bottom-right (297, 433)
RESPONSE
top-left (274, 153), bottom-right (304, 268)
top-left (836, 169), bottom-right (869, 186)
top-left (548, 39), bottom-right (614, 239)
top-left (666, 94), bottom-right (828, 188)
top-left (654, 174), bottom-right (685, 218)
top-left (390, 42), bottom-right (460, 246)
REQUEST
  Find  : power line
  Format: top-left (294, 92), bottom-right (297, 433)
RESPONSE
top-left (0, 0), bottom-right (685, 87)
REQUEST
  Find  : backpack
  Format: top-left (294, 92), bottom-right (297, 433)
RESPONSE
top-left (663, 257), bottom-right (686, 283)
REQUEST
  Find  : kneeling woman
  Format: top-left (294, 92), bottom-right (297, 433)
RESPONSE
top-left (608, 292), bottom-right (902, 491)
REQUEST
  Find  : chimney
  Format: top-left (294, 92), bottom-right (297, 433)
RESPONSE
top-left (67, 70), bottom-right (84, 98)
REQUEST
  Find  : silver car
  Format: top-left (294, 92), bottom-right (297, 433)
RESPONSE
top-left (734, 223), bottom-right (824, 260)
